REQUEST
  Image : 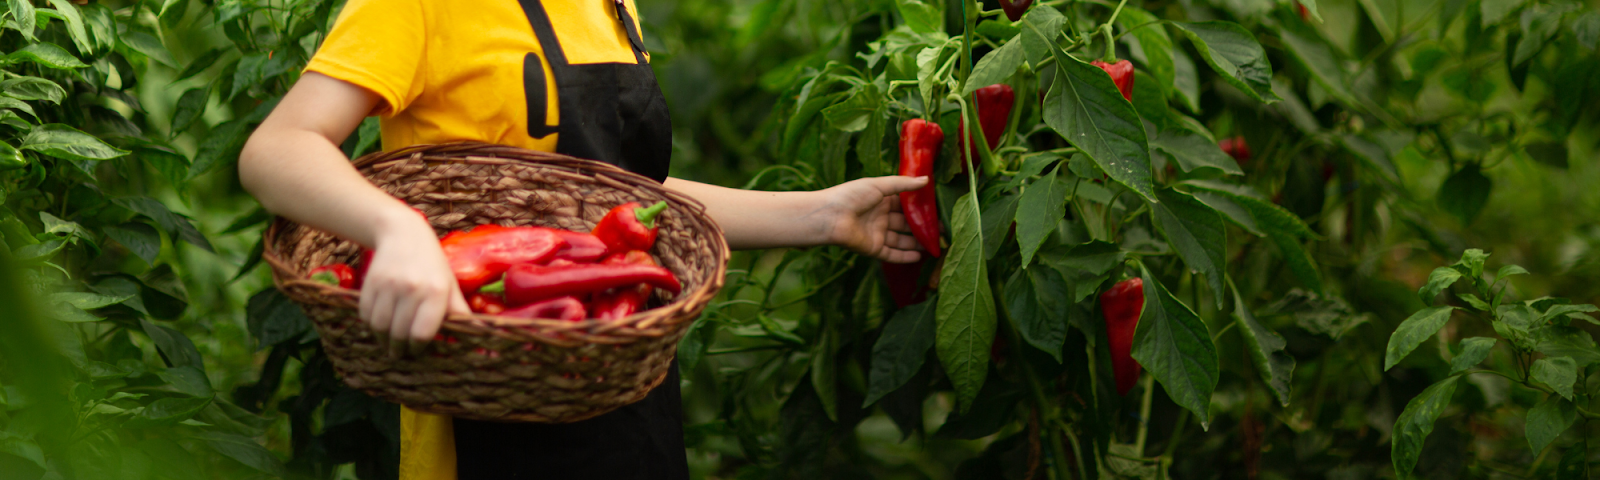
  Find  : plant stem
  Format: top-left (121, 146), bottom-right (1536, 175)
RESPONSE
top-left (1134, 374), bottom-right (1155, 453)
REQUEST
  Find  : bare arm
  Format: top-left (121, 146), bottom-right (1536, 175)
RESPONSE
top-left (239, 73), bottom-right (466, 355)
top-left (663, 176), bottom-right (930, 264)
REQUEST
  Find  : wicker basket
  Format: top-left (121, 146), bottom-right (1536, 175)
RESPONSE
top-left (262, 143), bottom-right (728, 423)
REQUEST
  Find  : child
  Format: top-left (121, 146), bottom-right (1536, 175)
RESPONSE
top-left (237, 0), bottom-right (928, 478)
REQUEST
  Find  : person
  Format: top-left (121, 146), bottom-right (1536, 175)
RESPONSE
top-left (237, 0), bottom-right (929, 478)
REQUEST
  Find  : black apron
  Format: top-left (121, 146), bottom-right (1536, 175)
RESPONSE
top-left (452, 1), bottom-right (685, 479)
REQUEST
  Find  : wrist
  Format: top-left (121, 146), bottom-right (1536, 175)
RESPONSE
top-left (812, 188), bottom-right (852, 247)
top-left (370, 203), bottom-right (434, 249)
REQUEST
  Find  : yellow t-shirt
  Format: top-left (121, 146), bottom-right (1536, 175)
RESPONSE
top-left (304, 1), bottom-right (648, 478)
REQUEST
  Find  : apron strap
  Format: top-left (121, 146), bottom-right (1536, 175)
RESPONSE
top-left (613, 0), bottom-right (649, 64)
top-left (518, 0), bottom-right (569, 67)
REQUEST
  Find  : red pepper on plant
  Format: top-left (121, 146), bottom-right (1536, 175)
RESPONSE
top-left (1296, 2), bottom-right (1310, 20)
top-left (881, 259), bottom-right (929, 308)
top-left (1100, 278), bottom-right (1145, 396)
top-left (1219, 136), bottom-right (1251, 164)
top-left (501, 296), bottom-right (587, 322)
top-left (999, 0), bottom-right (1034, 22)
top-left (482, 262), bottom-right (682, 307)
top-left (308, 264), bottom-right (357, 288)
top-left (958, 84), bottom-right (1015, 174)
top-left (899, 119), bottom-right (944, 258)
top-left (593, 201), bottom-right (667, 255)
top-left (590, 251), bottom-right (657, 320)
top-left (1090, 60), bottom-right (1135, 102)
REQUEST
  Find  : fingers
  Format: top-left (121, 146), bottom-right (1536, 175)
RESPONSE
top-left (388, 292), bottom-right (423, 357)
top-left (408, 293), bottom-right (449, 356)
top-left (886, 230), bottom-right (920, 251)
top-left (879, 247), bottom-right (923, 264)
top-left (364, 287), bottom-right (395, 347)
top-left (874, 175), bottom-right (930, 196)
top-left (887, 212), bottom-right (909, 232)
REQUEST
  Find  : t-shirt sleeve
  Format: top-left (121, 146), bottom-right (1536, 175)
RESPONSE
top-left (304, 0), bottom-right (425, 117)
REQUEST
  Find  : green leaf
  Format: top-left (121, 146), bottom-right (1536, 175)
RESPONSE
top-left (245, 288), bottom-right (312, 351)
top-left (21, 124), bottom-right (128, 161)
top-left (1117, 9), bottom-right (1174, 93)
top-left (48, 302), bottom-right (101, 322)
top-left (6, 42), bottom-right (85, 69)
top-left (1439, 163), bottom-right (1491, 225)
top-left (1018, 6), bottom-right (1066, 65)
top-left (1495, 264), bottom-right (1529, 284)
top-left (174, 48), bottom-right (226, 82)
top-left (1170, 48), bottom-right (1201, 112)
top-left (1558, 443), bottom-right (1589, 479)
top-left (1526, 395), bottom-right (1577, 455)
top-left (0, 96), bottom-right (36, 120)
top-left (1419, 267), bottom-right (1463, 304)
top-left (157, 365), bottom-right (212, 397)
top-left (103, 222), bottom-right (161, 264)
top-left (1534, 327), bottom-right (1600, 367)
top-left (1134, 263), bottom-right (1219, 427)
top-left (1384, 306), bottom-right (1456, 371)
top-left (964, 37), bottom-right (1024, 96)
top-left (896, 0), bottom-right (942, 34)
top-left (114, 196), bottom-right (213, 252)
top-left (822, 84), bottom-right (881, 132)
top-left (9, 0), bottom-right (36, 38)
top-left (811, 327), bottom-right (838, 421)
top-left (1015, 164), bottom-right (1069, 266)
top-left (935, 192), bottom-right (997, 412)
top-left (43, 0), bottom-right (91, 54)
top-left (1456, 248), bottom-right (1489, 279)
top-left (1232, 282), bottom-right (1294, 406)
top-left (2, 76), bottom-right (65, 103)
top-left (118, 30), bottom-right (176, 68)
top-left (857, 102), bottom-right (888, 177)
top-left (1276, 20), bottom-right (1357, 106)
top-left (865, 297), bottom-right (937, 406)
top-left (1513, 6), bottom-right (1567, 66)
top-left (1152, 189), bottom-right (1226, 307)
top-left (1170, 21), bottom-right (1280, 103)
top-left (141, 318), bottom-right (204, 371)
top-left (124, 396), bottom-right (213, 429)
top-left (169, 87), bottom-right (210, 136)
top-left (1458, 293), bottom-right (1490, 311)
top-left (191, 431), bottom-right (286, 476)
top-left (1004, 265), bottom-right (1070, 362)
top-left (1040, 47), bottom-right (1155, 203)
top-left (1392, 376), bottom-right (1459, 480)
top-left (1532, 356), bottom-right (1578, 400)
top-left (1038, 240), bottom-right (1124, 303)
top-left (1191, 191), bottom-right (1262, 236)
top-left (1150, 128), bottom-right (1242, 175)
top-left (1448, 337), bottom-right (1495, 375)
top-left (47, 292), bottom-right (132, 310)
top-left (980, 192), bottom-right (1020, 259)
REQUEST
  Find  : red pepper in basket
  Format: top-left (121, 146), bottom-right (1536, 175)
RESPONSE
top-left (354, 249), bottom-right (373, 289)
top-left (591, 251), bottom-right (657, 320)
top-left (1090, 59), bottom-right (1135, 102)
top-left (882, 259), bottom-right (928, 308)
top-left (593, 201), bottom-right (668, 254)
top-left (467, 293), bottom-right (508, 315)
top-left (441, 225), bottom-right (564, 292)
top-left (1101, 278), bottom-right (1145, 396)
top-left (501, 296), bottom-right (587, 322)
top-left (899, 119), bottom-right (944, 258)
top-left (308, 264), bottom-right (357, 288)
top-left (482, 263), bottom-right (682, 307)
top-left (550, 229), bottom-right (608, 263)
top-left (958, 84), bottom-right (1015, 174)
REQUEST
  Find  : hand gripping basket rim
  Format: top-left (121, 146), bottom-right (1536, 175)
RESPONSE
top-left (261, 142), bottom-right (728, 423)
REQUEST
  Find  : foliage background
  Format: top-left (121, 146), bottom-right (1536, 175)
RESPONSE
top-left (0, 0), bottom-right (1597, 478)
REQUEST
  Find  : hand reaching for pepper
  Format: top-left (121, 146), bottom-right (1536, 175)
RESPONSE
top-left (819, 176), bottom-right (930, 264)
top-left (662, 175), bottom-right (930, 263)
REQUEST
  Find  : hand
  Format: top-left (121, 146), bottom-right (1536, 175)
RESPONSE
top-left (819, 175), bottom-right (931, 264)
top-left (358, 209), bottom-right (469, 357)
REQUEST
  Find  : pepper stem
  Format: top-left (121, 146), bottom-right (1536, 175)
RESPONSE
top-left (310, 271), bottom-right (339, 286)
top-left (479, 279), bottom-right (505, 294)
top-left (635, 201), bottom-right (668, 228)
top-left (1100, 25), bottom-right (1117, 62)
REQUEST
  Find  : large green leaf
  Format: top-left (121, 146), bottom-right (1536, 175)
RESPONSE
top-left (964, 35), bottom-right (1024, 95)
top-left (896, 0), bottom-right (942, 34)
top-left (980, 191), bottom-right (1019, 259)
top-left (822, 83), bottom-right (881, 132)
top-left (1003, 265), bottom-right (1070, 362)
top-left (21, 124), bottom-right (128, 161)
top-left (1384, 306), bottom-right (1456, 371)
top-left (1448, 337), bottom-right (1495, 375)
top-left (1133, 263), bottom-right (1219, 426)
top-left (1392, 376), bottom-right (1459, 479)
top-left (1532, 356), bottom-right (1578, 400)
top-left (1117, 9), bottom-right (1174, 93)
top-left (1232, 282), bottom-right (1294, 405)
top-left (1170, 22), bottom-right (1280, 103)
top-left (114, 196), bottom-right (214, 252)
top-left (1014, 164), bottom-right (1069, 266)
top-left (170, 87), bottom-right (211, 136)
top-left (141, 319), bottom-right (204, 372)
top-left (1418, 266), bottom-right (1464, 304)
top-left (1153, 189), bottom-right (1226, 307)
top-left (936, 192), bottom-right (997, 412)
top-left (6, 42), bottom-right (86, 69)
top-left (124, 396), bottom-right (213, 429)
top-left (245, 289), bottom-right (312, 351)
top-left (865, 298), bottom-right (937, 406)
top-left (1034, 23), bottom-right (1155, 203)
top-left (44, 0), bottom-right (92, 54)
top-left (1150, 128), bottom-right (1242, 175)
top-left (1526, 395), bottom-right (1577, 455)
top-left (2, 76), bottom-right (65, 103)
top-left (9, 0), bottom-right (36, 38)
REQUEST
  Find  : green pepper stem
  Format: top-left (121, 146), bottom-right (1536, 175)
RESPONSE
top-left (310, 271), bottom-right (339, 286)
top-left (635, 201), bottom-right (668, 228)
top-left (479, 279), bottom-right (505, 294)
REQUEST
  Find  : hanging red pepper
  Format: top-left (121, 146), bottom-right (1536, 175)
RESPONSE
top-left (482, 262), bottom-right (682, 307)
top-left (1296, 2), bottom-right (1310, 20)
top-left (1090, 60), bottom-right (1135, 102)
top-left (308, 264), bottom-right (357, 288)
top-left (549, 229), bottom-right (608, 263)
top-left (958, 84), bottom-right (1015, 175)
top-left (467, 293), bottom-right (508, 315)
top-left (440, 225), bottom-right (564, 292)
top-left (1219, 136), bottom-right (1251, 164)
top-left (591, 250), bottom-right (657, 320)
top-left (999, 0), bottom-right (1034, 21)
top-left (501, 296), bottom-right (587, 322)
top-left (899, 119), bottom-right (944, 258)
top-left (881, 259), bottom-right (929, 308)
top-left (593, 201), bottom-right (668, 255)
top-left (1101, 278), bottom-right (1145, 396)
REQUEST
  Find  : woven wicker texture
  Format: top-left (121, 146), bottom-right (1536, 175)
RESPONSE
top-left (262, 143), bottom-right (728, 422)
